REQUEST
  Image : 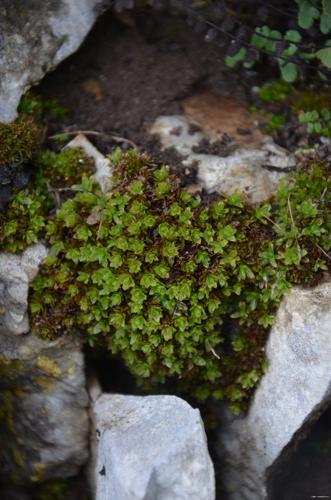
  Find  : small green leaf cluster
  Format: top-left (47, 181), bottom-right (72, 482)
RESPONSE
top-left (257, 81), bottom-right (294, 104)
top-left (28, 150), bottom-right (331, 412)
top-left (0, 187), bottom-right (50, 253)
top-left (257, 81), bottom-right (331, 139)
top-left (222, 0), bottom-right (331, 81)
top-left (250, 26), bottom-right (305, 83)
top-left (299, 107), bottom-right (331, 135)
top-left (18, 92), bottom-right (68, 122)
top-left (0, 147), bottom-right (94, 252)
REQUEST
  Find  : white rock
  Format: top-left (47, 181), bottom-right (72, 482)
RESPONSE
top-left (92, 394), bottom-right (215, 500)
top-left (150, 115), bottom-right (204, 156)
top-left (66, 133), bottom-right (113, 192)
top-left (191, 151), bottom-right (284, 204)
top-left (217, 281), bottom-right (331, 500)
top-left (0, 0), bottom-right (109, 122)
top-left (0, 244), bottom-right (48, 335)
top-left (150, 115), bottom-right (295, 204)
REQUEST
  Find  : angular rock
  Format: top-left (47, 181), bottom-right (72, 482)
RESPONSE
top-left (92, 394), bottom-right (215, 500)
top-left (0, 244), bottom-right (89, 483)
top-left (217, 281), bottom-right (331, 500)
top-left (0, 244), bottom-right (48, 336)
top-left (150, 115), bottom-right (295, 204)
top-left (0, 332), bottom-right (89, 483)
top-left (0, 0), bottom-right (109, 123)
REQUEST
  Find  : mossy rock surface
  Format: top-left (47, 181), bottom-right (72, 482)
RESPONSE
top-left (0, 333), bottom-right (89, 484)
top-left (0, 117), bottom-right (43, 166)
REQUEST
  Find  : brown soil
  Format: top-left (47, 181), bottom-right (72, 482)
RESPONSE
top-left (37, 6), bottom-right (247, 167)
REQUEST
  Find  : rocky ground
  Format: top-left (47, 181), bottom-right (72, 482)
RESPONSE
top-left (1, 3), bottom-right (331, 500)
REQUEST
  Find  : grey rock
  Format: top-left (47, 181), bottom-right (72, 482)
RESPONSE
top-left (0, 0), bottom-right (109, 122)
top-left (217, 281), bottom-right (331, 500)
top-left (0, 244), bottom-right (48, 335)
top-left (92, 394), bottom-right (215, 500)
top-left (0, 244), bottom-right (89, 483)
top-left (150, 115), bottom-right (295, 204)
top-left (0, 332), bottom-right (89, 483)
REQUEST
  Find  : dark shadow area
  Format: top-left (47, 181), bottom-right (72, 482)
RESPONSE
top-left (85, 345), bottom-right (142, 395)
top-left (0, 476), bottom-right (91, 500)
top-left (267, 404), bottom-right (331, 500)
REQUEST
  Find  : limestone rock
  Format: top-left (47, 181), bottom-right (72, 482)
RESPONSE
top-left (0, 0), bottom-right (109, 122)
top-left (0, 244), bottom-right (48, 336)
top-left (217, 281), bottom-right (331, 500)
top-left (92, 394), bottom-right (215, 500)
top-left (0, 332), bottom-right (89, 483)
top-left (150, 114), bottom-right (295, 204)
top-left (0, 244), bottom-right (89, 483)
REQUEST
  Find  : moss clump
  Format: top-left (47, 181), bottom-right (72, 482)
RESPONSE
top-left (28, 150), bottom-right (331, 412)
top-left (18, 92), bottom-right (68, 122)
top-left (258, 81), bottom-right (293, 104)
top-left (291, 91), bottom-right (331, 115)
top-left (0, 117), bottom-right (43, 166)
top-left (0, 147), bottom-right (94, 252)
top-left (0, 186), bottom-right (50, 252)
top-left (257, 81), bottom-right (331, 139)
top-left (37, 148), bottom-right (95, 188)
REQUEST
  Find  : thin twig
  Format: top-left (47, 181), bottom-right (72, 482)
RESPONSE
top-left (46, 181), bottom-right (61, 209)
top-left (315, 243), bottom-right (331, 261)
top-left (207, 341), bottom-right (221, 360)
top-left (263, 1), bottom-right (297, 20)
top-left (97, 211), bottom-right (104, 241)
top-left (319, 186), bottom-right (328, 202)
top-left (262, 215), bottom-right (283, 232)
top-left (287, 195), bottom-right (301, 257)
top-left (287, 195), bottom-right (295, 228)
top-left (49, 130), bottom-right (137, 149)
top-left (47, 185), bottom-right (102, 201)
top-left (185, 6), bottom-right (326, 71)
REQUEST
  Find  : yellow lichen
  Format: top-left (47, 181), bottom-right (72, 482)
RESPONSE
top-left (34, 376), bottom-right (55, 394)
top-left (12, 447), bottom-right (26, 468)
top-left (31, 462), bottom-right (47, 482)
top-left (37, 355), bottom-right (61, 377)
